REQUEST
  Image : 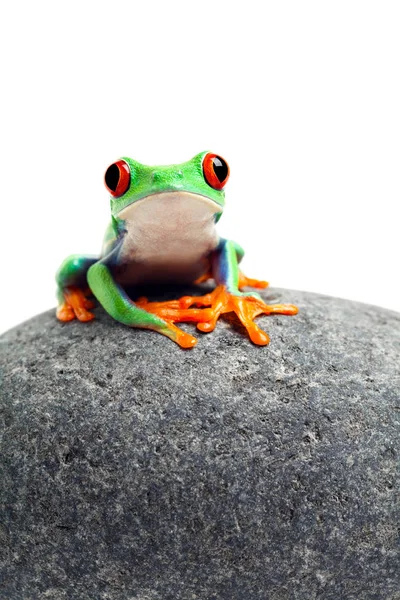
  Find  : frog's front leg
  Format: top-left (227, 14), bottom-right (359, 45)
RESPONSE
top-left (179, 239), bottom-right (298, 345)
top-left (194, 240), bottom-right (268, 290)
top-left (56, 255), bottom-right (98, 322)
top-left (87, 259), bottom-right (204, 349)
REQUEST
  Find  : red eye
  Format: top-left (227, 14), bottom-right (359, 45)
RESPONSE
top-left (104, 160), bottom-right (130, 197)
top-left (202, 153), bottom-right (230, 190)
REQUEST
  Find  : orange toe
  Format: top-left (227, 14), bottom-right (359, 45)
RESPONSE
top-left (56, 303), bottom-right (75, 322)
top-left (74, 307), bottom-right (95, 322)
top-left (176, 330), bottom-right (198, 348)
top-left (238, 271), bottom-right (269, 290)
top-left (197, 320), bottom-right (217, 333)
top-left (247, 324), bottom-right (270, 345)
top-left (57, 287), bottom-right (95, 323)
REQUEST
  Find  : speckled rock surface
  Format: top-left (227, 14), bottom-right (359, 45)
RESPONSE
top-left (0, 288), bottom-right (399, 600)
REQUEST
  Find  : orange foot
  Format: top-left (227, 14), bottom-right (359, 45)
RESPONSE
top-left (238, 271), bottom-right (269, 290)
top-left (57, 287), bottom-right (96, 322)
top-left (136, 285), bottom-right (298, 346)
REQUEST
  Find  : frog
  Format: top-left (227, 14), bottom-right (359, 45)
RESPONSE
top-left (56, 151), bottom-right (298, 348)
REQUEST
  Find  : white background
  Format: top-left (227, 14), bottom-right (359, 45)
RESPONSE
top-left (1, 1), bottom-right (399, 335)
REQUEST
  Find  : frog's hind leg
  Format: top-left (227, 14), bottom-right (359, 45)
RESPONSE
top-left (56, 254), bottom-right (98, 322)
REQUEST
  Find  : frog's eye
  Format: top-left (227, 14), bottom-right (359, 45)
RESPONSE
top-left (202, 153), bottom-right (230, 190)
top-left (104, 160), bottom-right (130, 197)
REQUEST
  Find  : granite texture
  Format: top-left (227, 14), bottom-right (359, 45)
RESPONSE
top-left (0, 287), bottom-right (399, 600)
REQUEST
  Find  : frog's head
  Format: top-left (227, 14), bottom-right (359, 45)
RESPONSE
top-left (104, 151), bottom-right (229, 224)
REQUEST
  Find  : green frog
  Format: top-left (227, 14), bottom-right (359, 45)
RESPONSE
top-left (56, 152), bottom-right (297, 348)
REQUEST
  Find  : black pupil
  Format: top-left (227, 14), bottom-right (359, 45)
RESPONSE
top-left (105, 164), bottom-right (120, 192)
top-left (212, 157), bottom-right (228, 183)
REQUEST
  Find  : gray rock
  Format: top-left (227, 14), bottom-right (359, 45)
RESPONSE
top-left (0, 288), bottom-right (399, 600)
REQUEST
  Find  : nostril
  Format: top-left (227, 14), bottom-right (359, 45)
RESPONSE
top-left (152, 170), bottom-right (184, 184)
top-left (151, 171), bottom-right (162, 183)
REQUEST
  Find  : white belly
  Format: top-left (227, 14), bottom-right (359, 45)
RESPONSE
top-left (115, 191), bottom-right (220, 286)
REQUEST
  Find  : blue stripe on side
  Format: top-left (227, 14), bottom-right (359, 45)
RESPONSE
top-left (212, 238), bottom-right (240, 293)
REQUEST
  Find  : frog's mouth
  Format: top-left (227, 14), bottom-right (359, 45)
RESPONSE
top-left (117, 191), bottom-right (222, 226)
